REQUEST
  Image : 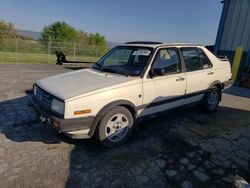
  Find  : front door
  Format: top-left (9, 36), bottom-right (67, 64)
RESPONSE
top-left (139, 48), bottom-right (186, 117)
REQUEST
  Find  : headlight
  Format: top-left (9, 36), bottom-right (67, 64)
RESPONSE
top-left (33, 85), bottom-right (37, 95)
top-left (51, 99), bottom-right (64, 115)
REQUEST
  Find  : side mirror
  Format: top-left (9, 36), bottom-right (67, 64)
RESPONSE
top-left (150, 67), bottom-right (167, 77)
top-left (149, 67), bottom-right (168, 78)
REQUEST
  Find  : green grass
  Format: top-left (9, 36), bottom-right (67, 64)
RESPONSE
top-left (0, 51), bottom-right (100, 64)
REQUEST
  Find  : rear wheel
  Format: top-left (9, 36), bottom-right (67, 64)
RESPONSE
top-left (203, 87), bottom-right (221, 112)
top-left (97, 106), bottom-right (134, 147)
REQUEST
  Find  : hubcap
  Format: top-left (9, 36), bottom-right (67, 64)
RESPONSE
top-left (105, 113), bottom-right (129, 142)
top-left (208, 90), bottom-right (219, 110)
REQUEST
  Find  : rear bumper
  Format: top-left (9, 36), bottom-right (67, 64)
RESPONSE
top-left (223, 79), bottom-right (234, 89)
top-left (29, 95), bottom-right (94, 139)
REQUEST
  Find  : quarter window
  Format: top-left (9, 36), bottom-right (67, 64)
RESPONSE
top-left (198, 48), bottom-right (212, 69)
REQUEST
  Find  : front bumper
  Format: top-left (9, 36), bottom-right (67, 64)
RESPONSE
top-left (29, 95), bottom-right (94, 139)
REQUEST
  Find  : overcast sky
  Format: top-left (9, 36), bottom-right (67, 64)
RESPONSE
top-left (0, 0), bottom-right (223, 45)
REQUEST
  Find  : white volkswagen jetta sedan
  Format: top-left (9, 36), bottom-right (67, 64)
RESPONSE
top-left (30, 42), bottom-right (232, 147)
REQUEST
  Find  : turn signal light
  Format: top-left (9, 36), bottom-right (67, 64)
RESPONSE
top-left (74, 109), bottom-right (91, 115)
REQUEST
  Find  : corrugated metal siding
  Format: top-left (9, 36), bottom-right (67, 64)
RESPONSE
top-left (243, 3), bottom-right (250, 50)
top-left (237, 0), bottom-right (250, 49)
top-left (230, 0), bottom-right (244, 50)
top-left (219, 0), bottom-right (235, 51)
top-left (218, 0), bottom-right (250, 52)
top-left (226, 0), bottom-right (239, 50)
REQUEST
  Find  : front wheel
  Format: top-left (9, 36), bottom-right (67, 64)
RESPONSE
top-left (203, 87), bottom-right (221, 112)
top-left (96, 106), bottom-right (134, 147)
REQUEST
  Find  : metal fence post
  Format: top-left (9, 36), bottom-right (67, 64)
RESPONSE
top-left (48, 36), bottom-right (51, 64)
top-left (16, 37), bottom-right (19, 64)
top-left (95, 45), bottom-right (97, 59)
top-left (73, 42), bottom-right (76, 62)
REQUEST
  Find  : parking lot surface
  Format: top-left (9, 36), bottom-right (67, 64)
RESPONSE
top-left (0, 64), bottom-right (250, 188)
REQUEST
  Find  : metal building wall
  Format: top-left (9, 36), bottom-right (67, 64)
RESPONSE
top-left (215, 0), bottom-right (250, 52)
top-left (215, 0), bottom-right (250, 80)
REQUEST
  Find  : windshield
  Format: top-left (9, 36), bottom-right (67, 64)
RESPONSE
top-left (92, 46), bottom-right (153, 76)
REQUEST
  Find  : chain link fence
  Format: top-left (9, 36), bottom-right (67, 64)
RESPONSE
top-left (0, 37), bottom-right (109, 64)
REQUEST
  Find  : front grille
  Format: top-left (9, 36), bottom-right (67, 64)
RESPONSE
top-left (36, 87), bottom-right (53, 109)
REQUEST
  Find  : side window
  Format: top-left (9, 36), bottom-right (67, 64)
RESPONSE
top-left (182, 48), bottom-right (202, 72)
top-left (152, 48), bottom-right (181, 76)
top-left (198, 48), bottom-right (212, 69)
top-left (182, 48), bottom-right (212, 72)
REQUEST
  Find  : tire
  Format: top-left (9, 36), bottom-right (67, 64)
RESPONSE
top-left (203, 87), bottom-right (221, 112)
top-left (96, 106), bottom-right (134, 147)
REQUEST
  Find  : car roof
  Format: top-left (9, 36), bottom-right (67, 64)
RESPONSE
top-left (122, 41), bottom-right (203, 48)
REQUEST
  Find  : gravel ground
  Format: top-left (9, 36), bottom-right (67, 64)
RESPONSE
top-left (0, 64), bottom-right (250, 188)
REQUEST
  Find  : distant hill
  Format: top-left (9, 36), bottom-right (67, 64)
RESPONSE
top-left (106, 41), bottom-right (121, 48)
top-left (17, 30), bottom-right (41, 40)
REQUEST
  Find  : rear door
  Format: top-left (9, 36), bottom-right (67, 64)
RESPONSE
top-left (181, 47), bottom-right (215, 104)
top-left (139, 47), bottom-right (186, 117)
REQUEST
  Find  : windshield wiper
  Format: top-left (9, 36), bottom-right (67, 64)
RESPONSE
top-left (102, 67), bottom-right (118, 74)
top-left (102, 67), bottom-right (130, 77)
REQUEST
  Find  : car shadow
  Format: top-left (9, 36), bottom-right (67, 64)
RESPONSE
top-left (65, 103), bottom-right (250, 187)
top-left (1, 95), bottom-right (250, 187)
top-left (0, 96), bottom-right (61, 144)
top-left (0, 95), bottom-right (106, 147)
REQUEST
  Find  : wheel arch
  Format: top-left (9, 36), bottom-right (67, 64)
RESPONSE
top-left (89, 100), bottom-right (137, 137)
top-left (208, 80), bottom-right (222, 101)
top-left (209, 80), bottom-right (223, 89)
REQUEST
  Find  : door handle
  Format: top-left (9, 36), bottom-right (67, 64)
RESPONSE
top-left (207, 71), bottom-right (214, 75)
top-left (176, 77), bottom-right (185, 81)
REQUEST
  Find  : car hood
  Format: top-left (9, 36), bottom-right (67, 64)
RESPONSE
top-left (36, 69), bottom-right (135, 100)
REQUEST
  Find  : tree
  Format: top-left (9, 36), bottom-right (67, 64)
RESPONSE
top-left (0, 20), bottom-right (16, 38)
top-left (40, 21), bottom-right (110, 57)
top-left (75, 30), bottom-right (89, 45)
top-left (88, 33), bottom-right (106, 45)
top-left (40, 21), bottom-right (77, 42)
top-left (0, 20), bottom-right (17, 51)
